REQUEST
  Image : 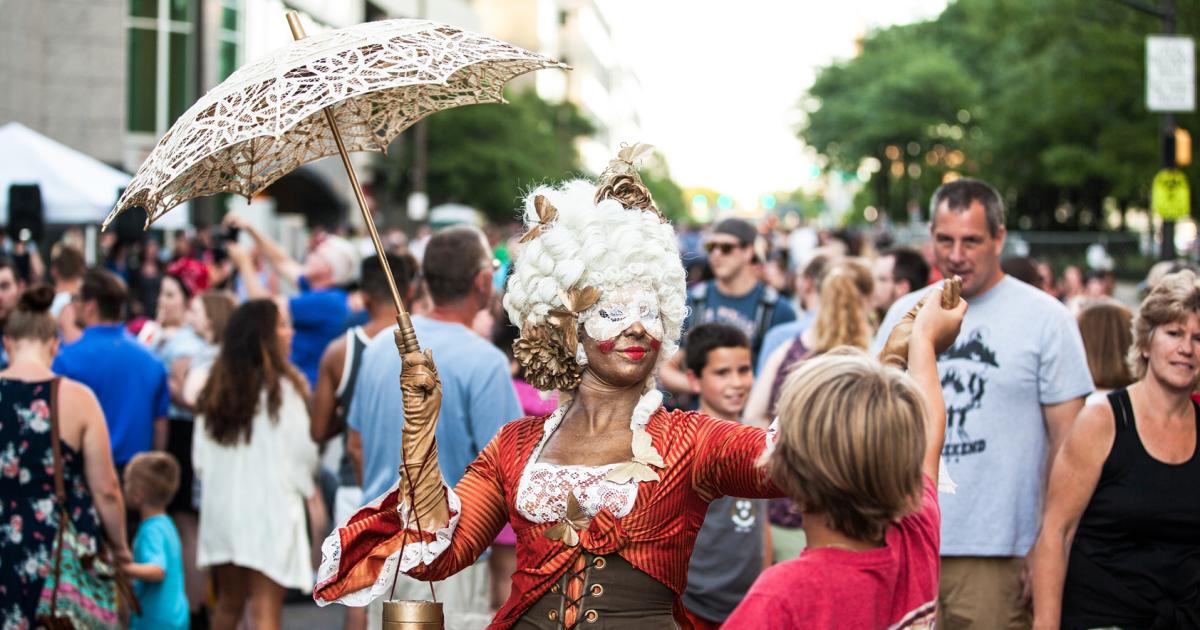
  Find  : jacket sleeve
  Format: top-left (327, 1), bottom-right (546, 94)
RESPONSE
top-left (690, 415), bottom-right (780, 502)
top-left (312, 430), bottom-right (509, 607)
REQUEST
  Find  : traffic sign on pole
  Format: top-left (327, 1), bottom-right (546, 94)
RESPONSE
top-left (1147, 35), bottom-right (1196, 112)
top-left (1152, 168), bottom-right (1191, 220)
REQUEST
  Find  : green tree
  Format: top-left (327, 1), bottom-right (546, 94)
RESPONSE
top-left (381, 89), bottom-right (594, 223)
top-left (639, 151), bottom-right (688, 222)
top-left (800, 0), bottom-right (1200, 229)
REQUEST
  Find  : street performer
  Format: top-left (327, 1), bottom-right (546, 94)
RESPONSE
top-left (312, 144), bottom-right (953, 629)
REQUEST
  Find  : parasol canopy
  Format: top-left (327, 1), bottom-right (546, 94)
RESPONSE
top-left (103, 18), bottom-right (566, 229)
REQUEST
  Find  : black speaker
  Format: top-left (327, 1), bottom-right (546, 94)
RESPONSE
top-left (7, 184), bottom-right (44, 243)
top-left (114, 207), bottom-right (149, 244)
top-left (112, 187), bottom-right (148, 244)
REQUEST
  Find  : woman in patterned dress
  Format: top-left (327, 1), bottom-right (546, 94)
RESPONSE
top-left (0, 286), bottom-right (129, 628)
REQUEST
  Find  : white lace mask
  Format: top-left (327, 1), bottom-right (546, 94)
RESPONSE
top-left (582, 287), bottom-right (665, 342)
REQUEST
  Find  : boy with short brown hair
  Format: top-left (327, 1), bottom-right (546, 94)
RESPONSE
top-left (122, 452), bottom-right (188, 630)
top-left (681, 323), bottom-right (764, 628)
top-left (727, 286), bottom-right (965, 628)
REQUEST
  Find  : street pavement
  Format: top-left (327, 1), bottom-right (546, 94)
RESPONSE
top-left (283, 597), bottom-right (344, 629)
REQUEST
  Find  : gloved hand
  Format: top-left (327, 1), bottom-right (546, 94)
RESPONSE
top-left (878, 277), bottom-right (963, 369)
top-left (397, 340), bottom-right (450, 529)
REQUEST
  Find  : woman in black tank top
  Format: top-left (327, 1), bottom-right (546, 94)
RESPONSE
top-left (1030, 271), bottom-right (1200, 629)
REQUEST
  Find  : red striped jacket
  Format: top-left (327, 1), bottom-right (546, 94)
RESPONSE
top-left (314, 407), bottom-right (779, 628)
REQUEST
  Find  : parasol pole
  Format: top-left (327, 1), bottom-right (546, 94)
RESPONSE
top-left (288, 12), bottom-right (441, 628)
top-left (286, 11), bottom-right (421, 356)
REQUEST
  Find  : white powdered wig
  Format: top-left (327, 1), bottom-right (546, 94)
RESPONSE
top-left (503, 179), bottom-right (687, 372)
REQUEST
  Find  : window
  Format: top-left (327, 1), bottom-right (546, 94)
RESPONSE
top-left (127, 0), bottom-right (195, 134)
top-left (218, 0), bottom-right (241, 80)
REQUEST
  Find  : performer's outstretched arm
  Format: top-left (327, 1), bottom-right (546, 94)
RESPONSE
top-left (690, 417), bottom-right (780, 502)
top-left (313, 348), bottom-right (508, 606)
top-left (313, 431), bottom-right (509, 606)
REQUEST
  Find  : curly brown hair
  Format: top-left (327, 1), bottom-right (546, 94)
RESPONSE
top-left (197, 300), bottom-right (307, 446)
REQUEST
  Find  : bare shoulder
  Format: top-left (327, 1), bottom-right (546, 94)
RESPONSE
top-left (321, 335), bottom-right (348, 369)
top-left (1065, 399), bottom-right (1117, 456)
top-left (57, 377), bottom-right (101, 411)
top-left (55, 378), bottom-right (104, 437)
top-left (317, 335), bottom-right (348, 382)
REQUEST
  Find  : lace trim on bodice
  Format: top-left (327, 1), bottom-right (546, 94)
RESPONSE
top-left (514, 391), bottom-right (662, 523)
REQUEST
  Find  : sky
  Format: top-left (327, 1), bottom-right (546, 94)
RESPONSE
top-left (600, 0), bottom-right (950, 207)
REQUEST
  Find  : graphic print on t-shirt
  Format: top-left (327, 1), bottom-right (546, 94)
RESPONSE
top-left (939, 328), bottom-right (999, 461)
top-left (702, 305), bottom-right (756, 341)
top-left (730, 499), bottom-right (757, 533)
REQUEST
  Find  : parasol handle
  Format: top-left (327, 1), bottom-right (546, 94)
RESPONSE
top-left (286, 11), bottom-right (420, 355)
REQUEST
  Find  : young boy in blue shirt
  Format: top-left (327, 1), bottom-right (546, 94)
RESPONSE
top-left (122, 452), bottom-right (188, 630)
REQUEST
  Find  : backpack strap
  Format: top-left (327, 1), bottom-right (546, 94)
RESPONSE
top-left (751, 285), bottom-right (780, 358)
top-left (686, 282), bottom-right (710, 329)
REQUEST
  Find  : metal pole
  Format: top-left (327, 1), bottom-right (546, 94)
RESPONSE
top-left (1109, 0), bottom-right (1180, 259)
top-left (285, 13), bottom-right (442, 623)
top-left (1160, 0), bottom-right (1178, 260)
top-left (285, 11), bottom-right (420, 353)
top-left (410, 0), bottom-right (429, 216)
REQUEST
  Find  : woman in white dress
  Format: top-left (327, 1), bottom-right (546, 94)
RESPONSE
top-left (193, 299), bottom-right (318, 630)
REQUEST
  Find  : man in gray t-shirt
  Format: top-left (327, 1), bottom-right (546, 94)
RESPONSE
top-left (873, 179), bottom-right (1092, 628)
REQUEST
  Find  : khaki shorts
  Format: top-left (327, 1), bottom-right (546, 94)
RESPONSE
top-left (938, 556), bottom-right (1032, 630)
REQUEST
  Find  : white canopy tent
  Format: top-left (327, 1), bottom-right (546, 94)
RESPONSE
top-left (0, 122), bottom-right (187, 229)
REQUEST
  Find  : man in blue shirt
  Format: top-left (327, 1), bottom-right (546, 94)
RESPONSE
top-left (225, 215), bottom-right (359, 386)
top-left (54, 269), bottom-right (169, 469)
top-left (347, 226), bottom-right (520, 619)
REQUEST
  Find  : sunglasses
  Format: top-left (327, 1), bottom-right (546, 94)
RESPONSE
top-left (704, 242), bottom-right (745, 255)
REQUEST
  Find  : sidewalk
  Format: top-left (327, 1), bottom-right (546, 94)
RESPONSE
top-left (283, 598), bottom-right (344, 629)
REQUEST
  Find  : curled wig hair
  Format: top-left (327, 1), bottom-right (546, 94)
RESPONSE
top-left (503, 179), bottom-right (687, 390)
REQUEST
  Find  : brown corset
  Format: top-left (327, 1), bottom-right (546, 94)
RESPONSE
top-left (514, 553), bottom-right (677, 629)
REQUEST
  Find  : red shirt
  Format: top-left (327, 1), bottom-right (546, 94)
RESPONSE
top-left (725, 475), bottom-right (940, 629)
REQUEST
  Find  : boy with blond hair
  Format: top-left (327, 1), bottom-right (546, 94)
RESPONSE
top-left (122, 452), bottom-right (188, 630)
top-left (727, 285), bottom-right (965, 627)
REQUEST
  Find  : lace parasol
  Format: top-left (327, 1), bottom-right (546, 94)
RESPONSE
top-left (104, 18), bottom-right (566, 229)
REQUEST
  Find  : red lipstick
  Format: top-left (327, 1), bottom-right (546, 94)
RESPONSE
top-left (622, 347), bottom-right (647, 361)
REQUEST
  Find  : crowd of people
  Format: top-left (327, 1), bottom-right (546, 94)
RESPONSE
top-left (0, 170), bottom-right (1197, 630)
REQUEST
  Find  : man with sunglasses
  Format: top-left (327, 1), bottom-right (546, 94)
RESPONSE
top-left (660, 218), bottom-right (796, 397)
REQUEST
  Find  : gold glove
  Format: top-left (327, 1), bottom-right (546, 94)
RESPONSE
top-left (878, 277), bottom-right (962, 370)
top-left (397, 340), bottom-right (450, 529)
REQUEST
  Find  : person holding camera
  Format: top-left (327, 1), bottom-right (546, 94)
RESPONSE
top-left (222, 214), bottom-right (359, 387)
